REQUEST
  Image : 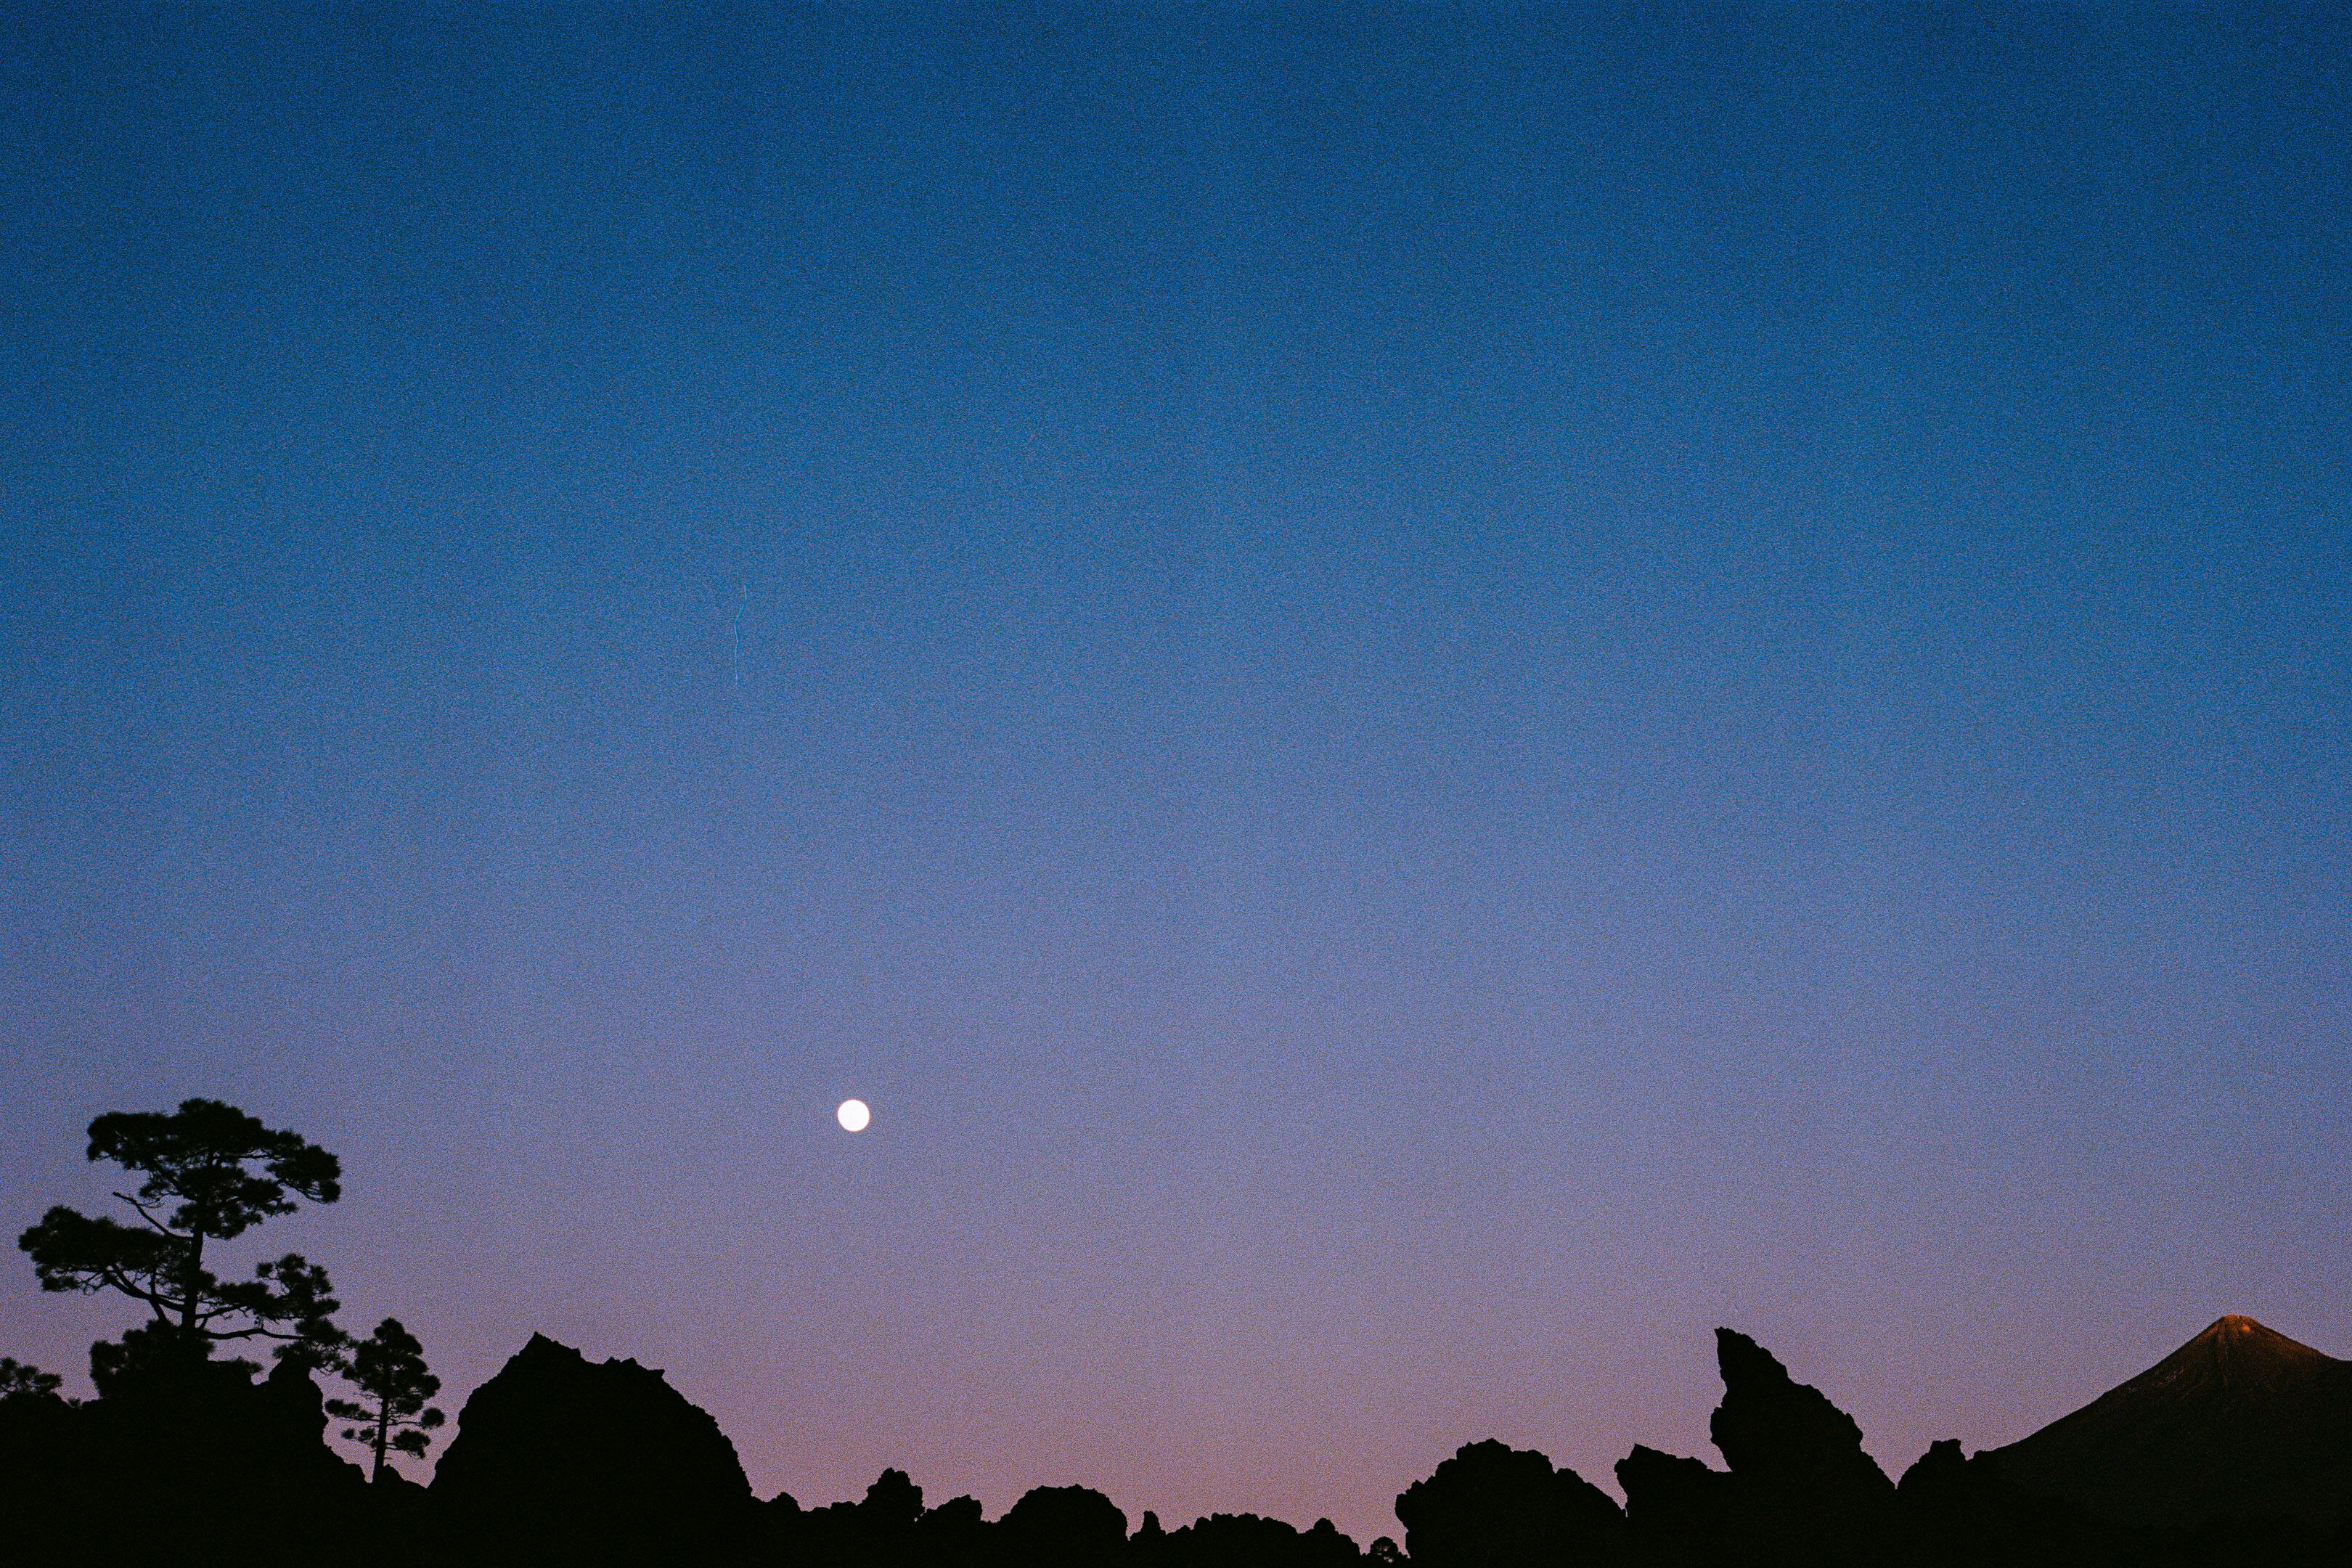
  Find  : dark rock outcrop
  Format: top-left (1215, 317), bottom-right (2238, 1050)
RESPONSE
top-left (772, 1466), bottom-right (990, 1567)
top-left (1397, 1438), bottom-right (1627, 1567)
top-left (0, 1353), bottom-right (369, 1567)
top-left (920, 1491), bottom-right (991, 1559)
top-left (1710, 1329), bottom-right (1893, 1511)
top-left (1616, 1443), bottom-right (1735, 1565)
top-left (1886, 1438), bottom-right (2128, 1568)
top-left (997, 1483), bottom-right (1130, 1568)
top-left (1612, 1331), bottom-right (1892, 1567)
top-left (430, 1332), bottom-right (754, 1564)
top-left (1146, 1511), bottom-right (1366, 1568)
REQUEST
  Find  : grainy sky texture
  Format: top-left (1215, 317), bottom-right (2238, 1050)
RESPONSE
top-left (3, 4), bottom-right (2348, 1545)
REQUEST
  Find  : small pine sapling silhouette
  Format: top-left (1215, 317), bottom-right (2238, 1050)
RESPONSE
top-left (327, 1317), bottom-right (446, 1481)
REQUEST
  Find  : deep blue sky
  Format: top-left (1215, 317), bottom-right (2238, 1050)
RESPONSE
top-left (4, 3), bottom-right (2348, 1543)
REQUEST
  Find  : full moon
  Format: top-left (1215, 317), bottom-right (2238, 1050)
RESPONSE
top-left (835, 1098), bottom-right (871, 1133)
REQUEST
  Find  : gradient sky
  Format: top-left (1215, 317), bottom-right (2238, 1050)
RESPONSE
top-left (3, 2), bottom-right (2349, 1545)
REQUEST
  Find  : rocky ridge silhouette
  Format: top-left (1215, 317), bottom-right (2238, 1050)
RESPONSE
top-left (3, 1315), bottom-right (2349, 1566)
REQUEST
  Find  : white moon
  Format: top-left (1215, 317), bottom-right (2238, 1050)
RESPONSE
top-left (836, 1098), bottom-right (871, 1132)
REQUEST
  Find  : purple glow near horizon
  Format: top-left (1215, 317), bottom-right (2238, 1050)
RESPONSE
top-left (2, 5), bottom-right (2348, 1545)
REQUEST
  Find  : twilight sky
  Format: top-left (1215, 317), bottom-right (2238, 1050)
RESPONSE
top-left (2, 2), bottom-right (2348, 1545)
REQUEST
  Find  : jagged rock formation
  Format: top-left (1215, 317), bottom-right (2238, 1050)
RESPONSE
top-left (1616, 1444), bottom-right (1734, 1563)
top-left (1397, 1439), bottom-right (1627, 1567)
top-left (1157, 1514), bottom-right (1364, 1568)
top-left (1983, 1314), bottom-right (2352, 1529)
top-left (1710, 1329), bottom-right (1893, 1511)
top-left (1144, 1511), bottom-right (1367, 1568)
top-left (1614, 1331), bottom-right (1893, 1566)
top-left (430, 1332), bottom-right (754, 1564)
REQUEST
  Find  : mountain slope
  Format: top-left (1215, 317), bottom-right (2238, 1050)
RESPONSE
top-left (1984, 1315), bottom-right (2352, 1527)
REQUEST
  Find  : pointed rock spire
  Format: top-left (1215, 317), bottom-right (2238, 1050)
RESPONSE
top-left (1710, 1328), bottom-right (1894, 1504)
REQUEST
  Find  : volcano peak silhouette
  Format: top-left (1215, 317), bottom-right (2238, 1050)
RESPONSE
top-left (2144, 1315), bottom-right (2337, 1397)
top-left (1985, 1315), bottom-right (2352, 1528)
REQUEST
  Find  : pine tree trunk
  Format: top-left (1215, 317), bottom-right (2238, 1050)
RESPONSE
top-left (372, 1399), bottom-right (389, 1482)
top-left (181, 1232), bottom-right (206, 1337)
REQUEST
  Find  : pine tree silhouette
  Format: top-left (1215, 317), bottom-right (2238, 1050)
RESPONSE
top-left (327, 1317), bottom-right (445, 1482)
top-left (17, 1098), bottom-right (345, 1373)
